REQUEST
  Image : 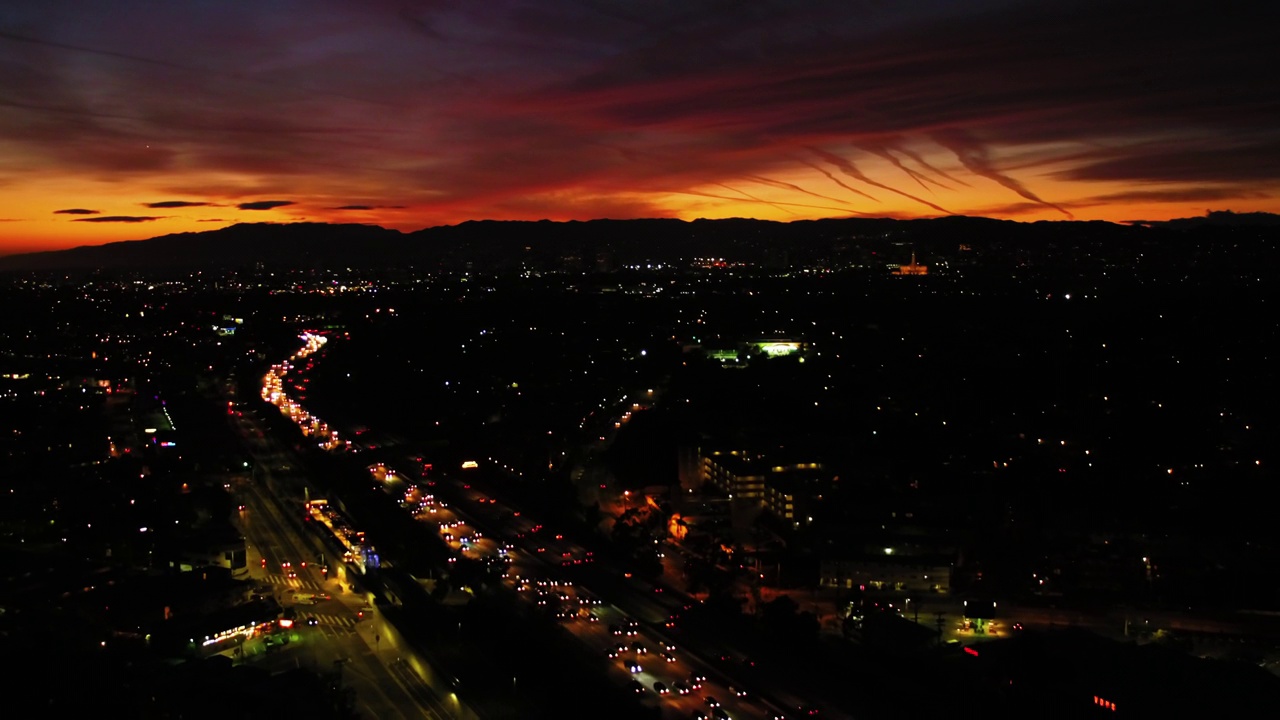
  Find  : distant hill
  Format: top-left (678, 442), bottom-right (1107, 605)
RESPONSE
top-left (0, 212), bottom-right (1275, 273)
top-left (0, 222), bottom-right (405, 272)
top-left (1131, 210), bottom-right (1280, 229)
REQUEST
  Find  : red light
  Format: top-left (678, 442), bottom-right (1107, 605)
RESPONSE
top-left (963, 647), bottom-right (979, 657)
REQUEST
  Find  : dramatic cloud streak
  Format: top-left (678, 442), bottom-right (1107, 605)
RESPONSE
top-left (933, 129), bottom-right (1071, 218)
top-left (808, 147), bottom-right (951, 215)
top-left (54, 208), bottom-right (99, 215)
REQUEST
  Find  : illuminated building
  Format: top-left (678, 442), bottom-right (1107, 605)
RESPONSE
top-left (702, 451), bottom-right (767, 500)
top-left (700, 450), bottom-right (829, 521)
top-left (749, 338), bottom-right (807, 357)
top-left (684, 337), bottom-right (809, 365)
top-left (820, 551), bottom-right (953, 595)
top-left (893, 250), bottom-right (928, 275)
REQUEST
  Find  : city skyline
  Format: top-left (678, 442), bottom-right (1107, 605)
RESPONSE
top-left (2, 0), bottom-right (1277, 255)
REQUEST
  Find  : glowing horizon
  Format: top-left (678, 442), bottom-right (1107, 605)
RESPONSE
top-left (2, 1), bottom-right (1276, 256)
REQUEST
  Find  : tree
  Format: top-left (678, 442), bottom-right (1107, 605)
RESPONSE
top-left (759, 594), bottom-right (819, 645)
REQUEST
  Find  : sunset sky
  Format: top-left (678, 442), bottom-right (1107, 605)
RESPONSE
top-left (1, 0), bottom-right (1276, 256)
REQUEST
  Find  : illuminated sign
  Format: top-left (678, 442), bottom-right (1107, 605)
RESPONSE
top-left (461, 461), bottom-right (479, 469)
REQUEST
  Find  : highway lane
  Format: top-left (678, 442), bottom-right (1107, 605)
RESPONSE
top-left (438, 473), bottom-right (831, 717)
top-left (394, 464), bottom-right (792, 720)
top-left (228, 397), bottom-right (458, 719)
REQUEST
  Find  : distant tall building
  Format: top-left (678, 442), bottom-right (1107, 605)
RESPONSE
top-left (893, 250), bottom-right (928, 275)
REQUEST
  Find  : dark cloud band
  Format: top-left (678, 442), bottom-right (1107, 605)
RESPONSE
top-left (71, 216), bottom-right (162, 223)
top-left (144, 200), bottom-right (212, 208)
top-left (237, 200), bottom-right (295, 210)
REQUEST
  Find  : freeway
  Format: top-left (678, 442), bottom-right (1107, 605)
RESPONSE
top-left (240, 332), bottom-right (835, 717)
top-left (389, 461), bottom-right (814, 720)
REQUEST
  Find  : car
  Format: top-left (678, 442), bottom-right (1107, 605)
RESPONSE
top-left (728, 685), bottom-right (747, 697)
top-left (663, 652), bottom-right (677, 663)
top-left (631, 641), bottom-right (647, 654)
top-left (607, 646), bottom-right (621, 658)
top-left (705, 696), bottom-right (721, 708)
top-left (654, 682), bottom-right (669, 694)
top-left (662, 641), bottom-right (676, 652)
top-left (712, 710), bottom-right (730, 720)
top-left (692, 714), bottom-right (708, 720)
top-left (628, 662), bottom-right (642, 673)
top-left (628, 680), bottom-right (645, 694)
top-left (689, 674), bottom-right (706, 689)
top-left (610, 624), bottom-right (623, 635)
top-left (673, 681), bottom-right (691, 695)
top-left (306, 616), bottom-right (318, 626)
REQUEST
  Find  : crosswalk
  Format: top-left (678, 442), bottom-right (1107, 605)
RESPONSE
top-left (306, 613), bottom-right (359, 629)
top-left (261, 573), bottom-right (326, 591)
